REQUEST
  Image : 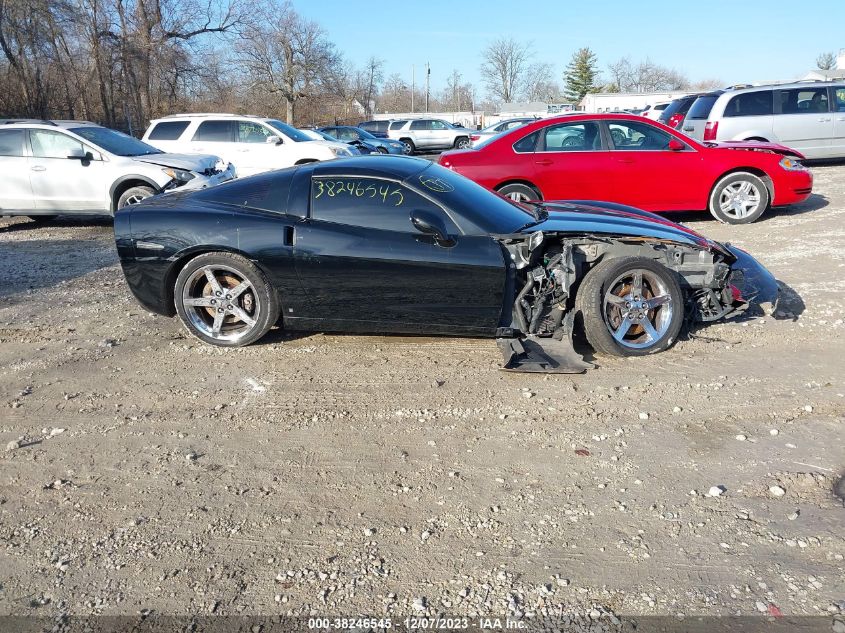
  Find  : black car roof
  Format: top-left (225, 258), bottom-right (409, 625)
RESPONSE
top-left (311, 155), bottom-right (430, 179)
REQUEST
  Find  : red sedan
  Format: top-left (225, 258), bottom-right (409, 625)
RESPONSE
top-left (439, 114), bottom-right (813, 224)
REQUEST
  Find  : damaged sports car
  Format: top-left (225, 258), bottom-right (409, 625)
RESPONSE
top-left (114, 156), bottom-right (778, 372)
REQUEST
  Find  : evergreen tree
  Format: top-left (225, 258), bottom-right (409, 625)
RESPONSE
top-left (563, 47), bottom-right (599, 103)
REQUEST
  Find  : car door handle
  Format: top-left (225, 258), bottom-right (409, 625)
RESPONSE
top-left (535, 159), bottom-right (553, 166)
top-left (683, 126), bottom-right (693, 131)
top-left (617, 157), bottom-right (635, 164)
top-left (31, 165), bottom-right (46, 172)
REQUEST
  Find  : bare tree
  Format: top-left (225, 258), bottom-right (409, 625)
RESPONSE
top-left (817, 51), bottom-right (836, 70)
top-left (238, 0), bottom-right (338, 123)
top-left (361, 56), bottom-right (383, 117)
top-left (606, 57), bottom-right (689, 93)
top-left (479, 37), bottom-right (533, 104)
top-left (524, 62), bottom-right (560, 102)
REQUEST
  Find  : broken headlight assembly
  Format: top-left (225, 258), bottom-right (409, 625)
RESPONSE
top-left (162, 167), bottom-right (195, 183)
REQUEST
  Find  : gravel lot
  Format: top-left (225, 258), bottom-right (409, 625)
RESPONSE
top-left (1, 163), bottom-right (843, 626)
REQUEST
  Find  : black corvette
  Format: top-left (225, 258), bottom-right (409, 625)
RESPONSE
top-left (114, 156), bottom-right (778, 372)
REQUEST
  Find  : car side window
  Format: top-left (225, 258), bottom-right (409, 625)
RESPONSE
top-left (837, 88), bottom-right (845, 112)
top-left (311, 177), bottom-right (460, 234)
top-left (389, 120), bottom-right (408, 130)
top-left (192, 120), bottom-right (235, 142)
top-left (513, 131), bottom-right (539, 153)
top-left (237, 121), bottom-right (274, 143)
top-left (541, 121), bottom-right (601, 152)
top-left (410, 120), bottom-right (427, 131)
top-left (724, 91), bottom-right (773, 117)
top-left (607, 121), bottom-right (673, 150)
top-left (147, 121), bottom-right (189, 141)
top-left (0, 129), bottom-right (25, 156)
top-left (780, 88), bottom-right (829, 114)
top-left (30, 129), bottom-right (84, 158)
top-left (430, 120), bottom-right (448, 130)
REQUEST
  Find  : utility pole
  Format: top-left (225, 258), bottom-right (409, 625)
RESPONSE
top-left (411, 65), bottom-right (415, 113)
top-left (425, 62), bottom-right (430, 113)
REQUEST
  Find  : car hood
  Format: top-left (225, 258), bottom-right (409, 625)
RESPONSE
top-left (705, 140), bottom-right (805, 158)
top-left (133, 153), bottom-right (221, 172)
top-left (302, 140), bottom-right (348, 152)
top-left (517, 200), bottom-right (728, 254)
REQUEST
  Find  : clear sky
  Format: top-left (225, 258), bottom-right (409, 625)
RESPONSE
top-left (301, 0), bottom-right (844, 94)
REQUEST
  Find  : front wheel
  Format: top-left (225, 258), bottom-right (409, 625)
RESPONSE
top-left (576, 257), bottom-right (684, 357)
top-left (117, 185), bottom-right (155, 210)
top-left (496, 183), bottom-right (541, 203)
top-left (174, 252), bottom-right (280, 347)
top-left (376, 146), bottom-right (389, 154)
top-left (708, 172), bottom-right (769, 224)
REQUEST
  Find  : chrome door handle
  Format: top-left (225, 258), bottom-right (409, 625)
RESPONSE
top-left (535, 159), bottom-right (553, 166)
top-left (31, 165), bottom-right (46, 172)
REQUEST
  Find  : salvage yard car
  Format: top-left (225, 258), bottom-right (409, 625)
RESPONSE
top-left (439, 113), bottom-right (813, 224)
top-left (142, 113), bottom-right (355, 177)
top-left (0, 120), bottom-right (234, 220)
top-left (114, 156), bottom-right (777, 372)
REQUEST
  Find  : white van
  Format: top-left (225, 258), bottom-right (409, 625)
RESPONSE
top-left (142, 114), bottom-right (355, 177)
top-left (686, 82), bottom-right (845, 159)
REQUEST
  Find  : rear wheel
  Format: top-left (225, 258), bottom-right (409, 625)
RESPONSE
top-left (174, 252), bottom-right (279, 347)
top-left (117, 185), bottom-right (155, 210)
top-left (576, 257), bottom-right (684, 357)
top-left (453, 136), bottom-right (470, 149)
top-left (496, 183), bottom-right (541, 203)
top-left (708, 172), bottom-right (769, 224)
top-left (400, 138), bottom-right (415, 154)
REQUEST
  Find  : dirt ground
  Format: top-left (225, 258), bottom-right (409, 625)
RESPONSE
top-left (1, 163), bottom-right (843, 627)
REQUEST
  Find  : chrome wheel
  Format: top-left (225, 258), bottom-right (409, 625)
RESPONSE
top-left (181, 265), bottom-right (260, 343)
top-left (602, 269), bottom-right (673, 350)
top-left (718, 180), bottom-right (762, 220)
top-left (401, 141), bottom-right (414, 155)
top-left (124, 194), bottom-right (148, 206)
top-left (455, 138), bottom-right (471, 149)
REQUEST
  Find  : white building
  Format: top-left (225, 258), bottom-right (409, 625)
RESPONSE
top-left (579, 91), bottom-right (691, 113)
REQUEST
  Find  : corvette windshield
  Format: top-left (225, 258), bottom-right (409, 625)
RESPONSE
top-left (70, 127), bottom-right (163, 156)
top-left (408, 163), bottom-right (533, 234)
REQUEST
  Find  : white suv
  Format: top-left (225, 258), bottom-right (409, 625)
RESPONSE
top-left (142, 114), bottom-right (355, 177)
top-left (0, 120), bottom-right (234, 220)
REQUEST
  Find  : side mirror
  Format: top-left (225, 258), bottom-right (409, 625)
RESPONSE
top-left (667, 139), bottom-right (685, 151)
top-left (67, 149), bottom-right (95, 163)
top-left (266, 136), bottom-right (283, 145)
top-left (410, 209), bottom-right (454, 246)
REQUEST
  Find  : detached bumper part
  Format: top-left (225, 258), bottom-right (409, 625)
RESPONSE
top-left (498, 315), bottom-right (593, 373)
top-left (726, 246), bottom-right (779, 315)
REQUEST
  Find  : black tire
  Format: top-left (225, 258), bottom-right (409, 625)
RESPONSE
top-left (708, 172), bottom-right (769, 224)
top-left (496, 182), bottom-right (541, 203)
top-left (453, 136), bottom-right (470, 149)
top-left (576, 257), bottom-right (684, 357)
top-left (28, 215), bottom-right (58, 223)
top-left (174, 252), bottom-right (279, 347)
top-left (400, 138), bottom-right (415, 154)
top-left (376, 146), bottom-right (389, 154)
top-left (117, 185), bottom-right (155, 210)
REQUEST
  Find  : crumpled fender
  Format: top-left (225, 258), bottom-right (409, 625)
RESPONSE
top-left (726, 245), bottom-right (779, 315)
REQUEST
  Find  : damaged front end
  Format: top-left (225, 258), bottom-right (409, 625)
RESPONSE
top-left (494, 222), bottom-right (778, 373)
